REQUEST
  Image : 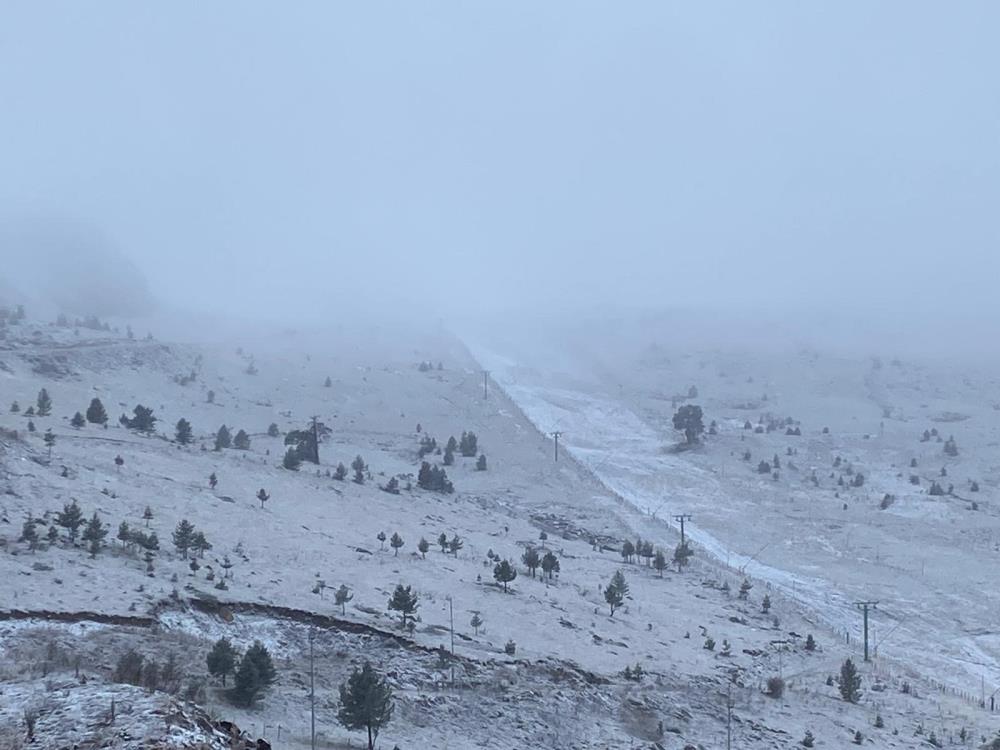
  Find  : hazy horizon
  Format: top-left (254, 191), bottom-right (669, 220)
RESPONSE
top-left (1, 2), bottom-right (998, 346)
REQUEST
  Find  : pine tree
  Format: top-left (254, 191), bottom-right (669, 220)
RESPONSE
top-left (459, 431), bottom-right (478, 457)
top-left (446, 436), bottom-right (458, 454)
top-left (232, 641), bottom-right (277, 706)
top-left (207, 638), bottom-right (238, 686)
top-left (256, 488), bottom-right (270, 508)
top-left (86, 397), bottom-right (108, 425)
top-left (762, 594), bottom-right (771, 613)
top-left (82, 512), bottom-right (108, 557)
top-left (437, 532), bottom-right (448, 553)
top-left (206, 389), bottom-right (215, 404)
top-left (493, 559), bottom-right (517, 592)
top-left (388, 584), bottom-right (419, 626)
top-left (334, 462), bottom-right (347, 480)
top-left (443, 446), bottom-right (454, 466)
top-left (324, 376), bottom-right (332, 388)
top-left (209, 472), bottom-right (218, 489)
top-left (57, 499), bottom-right (84, 543)
top-left (9, 400), bottom-right (19, 413)
top-left (282, 447), bottom-right (301, 470)
top-left (233, 429), bottom-right (251, 450)
top-left (471, 612), bottom-right (483, 635)
top-left (653, 549), bottom-right (667, 577)
top-left (476, 453), bottom-right (487, 471)
top-left (36, 388), bottom-right (52, 416)
top-left (337, 661), bottom-right (394, 750)
top-left (604, 570), bottom-right (629, 616)
top-left (215, 425), bottom-right (231, 450)
top-left (20, 518), bottom-right (39, 550)
top-left (805, 633), bottom-right (816, 652)
top-left (175, 418), bottom-right (193, 444)
top-left (123, 405), bottom-right (157, 433)
top-left (541, 551), bottom-right (560, 579)
top-left (839, 658), bottom-right (861, 703)
top-left (172, 519), bottom-right (195, 558)
top-left (335, 584), bottom-right (353, 615)
top-left (390, 532), bottom-right (404, 556)
top-left (142, 506), bottom-right (154, 527)
top-left (43, 429), bottom-right (56, 458)
top-left (27, 420), bottom-right (35, 432)
top-left (71, 411), bottom-right (86, 429)
top-left (673, 541), bottom-right (693, 571)
top-left (118, 521), bottom-right (131, 547)
top-left (449, 534), bottom-right (463, 556)
top-left (267, 422), bottom-right (280, 437)
top-left (417, 537), bottom-right (429, 558)
top-left (191, 531), bottom-right (212, 557)
top-left (521, 547), bottom-right (540, 578)
top-left (352, 455), bottom-right (366, 484)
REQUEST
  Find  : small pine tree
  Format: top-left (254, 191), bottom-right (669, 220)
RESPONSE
top-left (9, 400), bottom-right (19, 413)
top-left (653, 549), bottom-right (666, 577)
top-left (82, 512), bottom-right (108, 557)
top-left (233, 429), bottom-right (251, 450)
top-left (36, 388), bottom-right (52, 416)
top-left (352, 455), bottom-right (366, 484)
top-left (762, 594), bottom-right (771, 613)
top-left (71, 411), bottom-right (86, 429)
top-left (175, 418), bottom-right (193, 445)
top-left (43, 428), bottom-right (56, 458)
top-left (207, 637), bottom-right (238, 686)
top-left (215, 425), bottom-right (231, 450)
top-left (337, 661), bottom-right (394, 750)
top-left (438, 532), bottom-right (448, 552)
top-left (387, 584), bottom-right (419, 626)
top-left (86, 397), bottom-right (108, 425)
top-left (334, 462), bottom-right (347, 480)
top-left (521, 547), bottom-right (541, 578)
top-left (142, 505), bottom-right (154, 527)
top-left (805, 633), bottom-right (816, 651)
top-left (802, 730), bottom-right (814, 747)
top-left (443, 446), bottom-right (454, 466)
top-left (471, 612), bottom-right (483, 635)
top-left (739, 578), bottom-right (752, 599)
top-left (390, 532), bottom-right (404, 556)
top-left (853, 730), bottom-right (863, 745)
top-left (256, 488), bottom-right (270, 508)
top-left (449, 534), bottom-right (463, 556)
top-left (377, 531), bottom-right (387, 550)
top-left (20, 518), bottom-right (39, 550)
top-left (493, 559), bottom-right (517, 592)
top-left (476, 453), bottom-right (487, 471)
top-left (231, 641), bottom-right (277, 706)
top-left (604, 570), bottom-right (629, 616)
top-left (324, 376), bottom-right (332, 388)
top-left (282, 448), bottom-right (301, 471)
top-left (541, 550), bottom-right (560, 579)
top-left (172, 519), bottom-right (195, 558)
top-left (335, 584), bottom-right (353, 615)
top-left (267, 422), bottom-right (280, 437)
top-left (417, 537), bottom-right (429, 558)
top-left (57, 499), bottom-right (84, 543)
top-left (839, 658), bottom-right (861, 703)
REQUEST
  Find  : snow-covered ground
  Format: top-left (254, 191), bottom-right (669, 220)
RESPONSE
top-left (0, 313), bottom-right (995, 748)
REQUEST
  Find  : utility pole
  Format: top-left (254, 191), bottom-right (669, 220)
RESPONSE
top-left (672, 514), bottom-right (692, 547)
top-left (725, 682), bottom-right (733, 750)
top-left (482, 370), bottom-right (490, 400)
top-left (310, 415), bottom-right (321, 464)
top-left (308, 627), bottom-right (316, 750)
top-left (450, 597), bottom-right (455, 686)
top-left (854, 601), bottom-right (878, 662)
top-left (551, 431), bottom-right (563, 461)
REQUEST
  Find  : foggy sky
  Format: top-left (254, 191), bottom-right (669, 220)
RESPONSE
top-left (1, 2), bottom-right (998, 324)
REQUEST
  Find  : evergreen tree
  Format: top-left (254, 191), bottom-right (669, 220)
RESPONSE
top-left (46, 524), bottom-right (58, 544)
top-left (337, 661), bottom-right (394, 750)
top-left (334, 462), bottom-right (347, 480)
top-left (443, 446), bottom-right (454, 466)
top-left (471, 612), bottom-right (483, 635)
top-left (175, 418), bottom-right (193, 444)
top-left (673, 541), bottom-right (693, 571)
top-left (762, 594), bottom-right (771, 613)
top-left (43, 428), bottom-right (56, 458)
top-left (9, 400), bottom-right (19, 413)
top-left (215, 425), bottom-right (231, 450)
top-left (335, 584), bottom-right (353, 615)
top-left (449, 534), bottom-right (463, 556)
top-left (207, 637), bottom-right (238, 686)
top-left (672, 404), bottom-right (704, 444)
top-left (541, 551), bottom-right (560, 579)
top-left (388, 584), bottom-right (419, 626)
top-left (209, 472), bottom-right (218, 489)
top-left (56, 499), bottom-right (84, 542)
top-left (20, 518), bottom-right (39, 550)
top-left (476, 453), bottom-right (487, 471)
top-left (653, 549), bottom-right (667, 577)
top-left (82, 512), bottom-right (108, 557)
top-left (118, 521), bottom-right (131, 547)
top-left (172, 519), bottom-right (195, 558)
top-left (282, 447), bottom-right (301, 470)
top-left (493, 559), bottom-right (517, 592)
top-left (143, 506), bottom-right (154, 526)
top-left (521, 547), bottom-right (541, 578)
top-left (123, 405), bottom-right (157, 433)
top-left (390, 532), bottom-right (404, 556)
top-left (267, 422), bottom-right (280, 437)
top-left (27, 420), bottom-right (35, 432)
top-left (86, 397), bottom-right (108, 425)
top-left (233, 429), bottom-right (251, 450)
top-left (36, 388), bottom-right (52, 416)
top-left (232, 641), bottom-right (277, 706)
top-left (805, 633), bottom-right (816, 652)
top-left (446, 436), bottom-right (458, 454)
top-left (604, 570), bottom-right (629, 616)
top-left (459, 431), bottom-right (478, 457)
top-left (739, 579), bottom-right (752, 600)
top-left (417, 537), bottom-right (429, 558)
top-left (839, 658), bottom-right (861, 703)
top-left (256, 488), bottom-right (270, 508)
top-left (621, 540), bottom-right (635, 563)
top-left (324, 376), bottom-right (332, 388)
top-left (71, 411), bottom-right (86, 429)
top-left (191, 531), bottom-right (212, 557)
top-left (206, 389), bottom-right (215, 404)
top-left (437, 532), bottom-right (448, 553)
top-left (352, 455), bottom-right (366, 484)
